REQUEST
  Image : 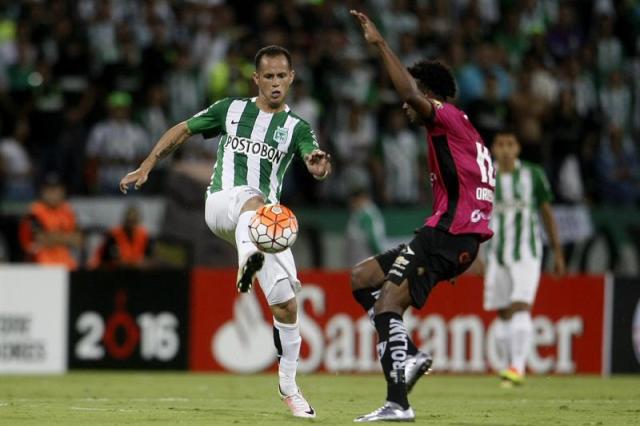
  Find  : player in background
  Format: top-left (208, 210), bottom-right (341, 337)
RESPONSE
top-left (119, 45), bottom-right (331, 418)
top-left (479, 131), bottom-right (566, 387)
top-left (349, 10), bottom-right (494, 422)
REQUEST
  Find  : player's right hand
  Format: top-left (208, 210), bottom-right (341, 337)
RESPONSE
top-left (119, 168), bottom-right (149, 194)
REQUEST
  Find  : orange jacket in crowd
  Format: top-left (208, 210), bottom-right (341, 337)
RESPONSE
top-left (90, 225), bottom-right (150, 269)
top-left (18, 201), bottom-right (78, 269)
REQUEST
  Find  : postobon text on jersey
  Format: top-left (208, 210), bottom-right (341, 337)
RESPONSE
top-left (225, 136), bottom-right (286, 164)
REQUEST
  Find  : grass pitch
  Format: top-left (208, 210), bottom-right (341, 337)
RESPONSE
top-left (0, 373), bottom-right (639, 425)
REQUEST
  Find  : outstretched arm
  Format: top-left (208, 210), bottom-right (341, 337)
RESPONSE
top-left (350, 10), bottom-right (433, 121)
top-left (120, 122), bottom-right (191, 194)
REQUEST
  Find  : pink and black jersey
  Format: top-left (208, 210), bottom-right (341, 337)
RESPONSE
top-left (424, 101), bottom-right (494, 241)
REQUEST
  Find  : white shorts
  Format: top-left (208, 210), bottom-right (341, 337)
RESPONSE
top-left (483, 256), bottom-right (541, 311)
top-left (205, 186), bottom-right (300, 305)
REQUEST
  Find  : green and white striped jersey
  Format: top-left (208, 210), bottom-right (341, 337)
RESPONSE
top-left (488, 160), bottom-right (553, 264)
top-left (186, 97), bottom-right (319, 203)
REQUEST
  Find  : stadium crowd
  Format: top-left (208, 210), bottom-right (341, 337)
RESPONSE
top-left (0, 0), bottom-right (639, 208)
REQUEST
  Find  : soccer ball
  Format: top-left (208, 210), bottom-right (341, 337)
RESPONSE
top-left (248, 204), bottom-right (299, 253)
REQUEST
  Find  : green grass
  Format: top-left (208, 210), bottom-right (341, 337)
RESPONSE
top-left (0, 373), bottom-right (639, 425)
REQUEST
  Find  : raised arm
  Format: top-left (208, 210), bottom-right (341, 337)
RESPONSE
top-left (350, 10), bottom-right (433, 121)
top-left (119, 121), bottom-right (191, 194)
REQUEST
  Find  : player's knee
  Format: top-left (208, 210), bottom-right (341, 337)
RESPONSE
top-left (271, 296), bottom-right (297, 324)
top-left (372, 283), bottom-right (406, 316)
top-left (351, 258), bottom-right (381, 291)
top-left (351, 262), bottom-right (368, 291)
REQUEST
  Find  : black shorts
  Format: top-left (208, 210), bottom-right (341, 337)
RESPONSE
top-left (375, 226), bottom-right (480, 309)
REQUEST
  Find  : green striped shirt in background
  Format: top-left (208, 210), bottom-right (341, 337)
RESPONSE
top-left (488, 160), bottom-right (553, 264)
top-left (186, 97), bottom-right (319, 203)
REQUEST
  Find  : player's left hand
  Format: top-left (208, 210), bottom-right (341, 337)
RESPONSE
top-left (350, 10), bottom-right (384, 45)
top-left (305, 150), bottom-right (332, 181)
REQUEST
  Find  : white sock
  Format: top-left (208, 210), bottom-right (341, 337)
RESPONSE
top-left (494, 318), bottom-right (510, 369)
top-left (274, 318), bottom-right (301, 396)
top-left (509, 311), bottom-right (533, 375)
top-left (235, 211), bottom-right (257, 265)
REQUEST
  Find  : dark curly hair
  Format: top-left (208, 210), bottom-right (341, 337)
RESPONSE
top-left (407, 60), bottom-right (457, 100)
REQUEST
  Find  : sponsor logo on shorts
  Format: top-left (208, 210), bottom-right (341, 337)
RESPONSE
top-left (225, 136), bottom-right (286, 164)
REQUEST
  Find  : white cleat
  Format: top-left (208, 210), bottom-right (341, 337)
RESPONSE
top-left (279, 387), bottom-right (316, 418)
top-left (236, 251), bottom-right (264, 293)
top-left (354, 401), bottom-right (415, 422)
top-left (405, 351), bottom-right (433, 393)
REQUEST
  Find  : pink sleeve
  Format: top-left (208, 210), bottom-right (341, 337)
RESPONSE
top-left (432, 103), bottom-right (453, 129)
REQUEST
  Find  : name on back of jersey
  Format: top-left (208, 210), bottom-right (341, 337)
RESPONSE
top-left (475, 187), bottom-right (494, 202)
top-left (224, 136), bottom-right (286, 164)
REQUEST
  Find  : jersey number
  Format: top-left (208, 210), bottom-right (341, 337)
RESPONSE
top-left (475, 142), bottom-right (495, 187)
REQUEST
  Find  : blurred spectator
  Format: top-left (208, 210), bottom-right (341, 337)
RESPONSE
top-left (595, 13), bottom-right (624, 77)
top-left (527, 53), bottom-right (559, 105)
top-left (332, 102), bottom-right (376, 200)
top-left (85, 91), bottom-right (149, 194)
top-left (398, 32), bottom-right (423, 66)
top-left (456, 43), bottom-right (511, 105)
top-left (546, 3), bottom-right (583, 62)
top-left (373, 109), bottom-right (423, 205)
top-left (467, 72), bottom-right (508, 145)
top-left (597, 125), bottom-right (640, 205)
top-left (519, 0), bottom-right (554, 37)
top-left (346, 185), bottom-right (387, 268)
top-left (289, 80), bottom-right (321, 131)
top-left (86, 0), bottom-right (119, 72)
top-left (381, 0), bottom-right (418, 50)
top-left (599, 70), bottom-right (632, 130)
top-left (549, 90), bottom-right (587, 203)
top-left (29, 61), bottom-right (65, 175)
top-left (208, 45), bottom-right (253, 101)
top-left (101, 24), bottom-right (143, 95)
top-left (18, 174), bottom-right (81, 269)
top-left (509, 68), bottom-right (548, 162)
top-left (89, 205), bottom-right (152, 269)
top-left (166, 46), bottom-right (205, 124)
top-left (561, 56), bottom-right (597, 118)
top-left (494, 9), bottom-right (530, 69)
top-left (0, 116), bottom-right (34, 201)
top-left (139, 84), bottom-right (169, 144)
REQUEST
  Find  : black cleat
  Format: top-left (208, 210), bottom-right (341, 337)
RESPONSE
top-left (236, 252), bottom-right (264, 293)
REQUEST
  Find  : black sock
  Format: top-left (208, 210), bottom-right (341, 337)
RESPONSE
top-left (354, 289), bottom-right (418, 356)
top-left (273, 326), bottom-right (282, 362)
top-left (352, 288), bottom-right (379, 312)
top-left (406, 338), bottom-right (418, 357)
top-left (374, 312), bottom-right (410, 409)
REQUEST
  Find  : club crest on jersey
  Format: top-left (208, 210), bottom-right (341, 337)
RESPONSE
top-left (273, 126), bottom-right (289, 144)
